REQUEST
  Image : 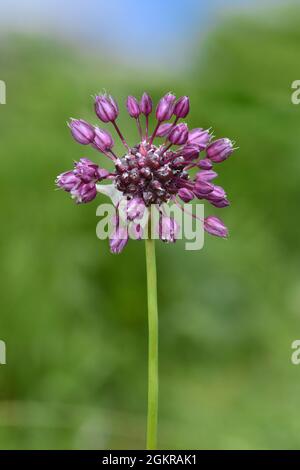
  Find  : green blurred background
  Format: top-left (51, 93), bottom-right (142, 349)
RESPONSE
top-left (1, 0), bottom-right (300, 449)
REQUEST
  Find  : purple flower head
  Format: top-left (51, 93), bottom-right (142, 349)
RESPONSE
top-left (204, 216), bottom-right (228, 238)
top-left (206, 138), bottom-right (233, 163)
top-left (71, 182), bottom-right (97, 204)
top-left (156, 123), bottom-right (173, 138)
top-left (168, 123), bottom-right (189, 146)
top-left (57, 90), bottom-right (236, 251)
top-left (188, 128), bottom-right (211, 149)
top-left (197, 159), bottom-right (213, 170)
top-left (140, 92), bottom-right (152, 116)
top-left (68, 119), bottom-right (95, 145)
top-left (56, 171), bottom-right (81, 192)
top-left (178, 188), bottom-right (194, 203)
top-left (95, 94), bottom-right (119, 123)
top-left (126, 96), bottom-right (141, 118)
top-left (156, 92), bottom-right (176, 122)
top-left (109, 224), bottom-right (129, 254)
top-left (158, 215), bottom-right (179, 243)
top-left (93, 127), bottom-right (114, 152)
top-left (174, 96), bottom-right (190, 118)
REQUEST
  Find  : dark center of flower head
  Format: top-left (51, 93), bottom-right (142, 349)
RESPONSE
top-left (115, 143), bottom-right (187, 206)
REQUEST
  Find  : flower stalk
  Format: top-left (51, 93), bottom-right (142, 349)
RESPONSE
top-left (145, 221), bottom-right (159, 450)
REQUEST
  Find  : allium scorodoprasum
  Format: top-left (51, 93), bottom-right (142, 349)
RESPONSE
top-left (56, 92), bottom-right (236, 252)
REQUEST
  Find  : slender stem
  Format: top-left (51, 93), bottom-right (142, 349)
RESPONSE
top-left (145, 224), bottom-right (159, 450)
top-left (149, 121), bottom-right (161, 145)
top-left (112, 121), bottom-right (130, 151)
top-left (136, 117), bottom-right (143, 140)
top-left (145, 115), bottom-right (149, 140)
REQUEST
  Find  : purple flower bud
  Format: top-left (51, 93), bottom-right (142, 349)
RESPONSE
top-left (188, 128), bottom-right (211, 149)
top-left (206, 138), bottom-right (233, 163)
top-left (158, 214), bottom-right (179, 243)
top-left (195, 170), bottom-right (218, 182)
top-left (197, 159), bottom-right (212, 170)
top-left (140, 92), bottom-right (153, 116)
top-left (156, 92), bottom-right (176, 121)
top-left (181, 144), bottom-right (200, 160)
top-left (74, 158), bottom-right (101, 183)
top-left (156, 122), bottom-right (173, 137)
top-left (109, 225), bottom-right (129, 254)
top-left (127, 197), bottom-right (146, 221)
top-left (93, 127), bottom-right (114, 152)
top-left (204, 216), bottom-right (228, 238)
top-left (211, 198), bottom-right (230, 208)
top-left (174, 96), bottom-right (190, 118)
top-left (94, 94), bottom-right (119, 123)
top-left (68, 119), bottom-right (95, 145)
top-left (168, 123), bottom-right (189, 145)
top-left (193, 181), bottom-right (214, 198)
top-left (56, 171), bottom-right (81, 192)
top-left (126, 95), bottom-right (141, 118)
top-left (97, 168), bottom-right (110, 180)
top-left (206, 185), bottom-right (226, 202)
top-left (178, 188), bottom-right (194, 202)
top-left (71, 182), bottom-right (97, 204)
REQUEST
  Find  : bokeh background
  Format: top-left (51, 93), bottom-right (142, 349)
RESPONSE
top-left (0, 0), bottom-right (300, 450)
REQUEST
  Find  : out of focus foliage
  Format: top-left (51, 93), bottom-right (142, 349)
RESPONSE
top-left (0, 6), bottom-right (300, 449)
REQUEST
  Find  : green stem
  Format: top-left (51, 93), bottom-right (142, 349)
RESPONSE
top-left (145, 228), bottom-right (159, 450)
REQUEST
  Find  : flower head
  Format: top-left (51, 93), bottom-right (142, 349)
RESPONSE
top-left (57, 91), bottom-right (236, 252)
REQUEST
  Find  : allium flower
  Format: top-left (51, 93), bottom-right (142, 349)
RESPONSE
top-left (56, 91), bottom-right (236, 252)
top-left (56, 91), bottom-right (237, 450)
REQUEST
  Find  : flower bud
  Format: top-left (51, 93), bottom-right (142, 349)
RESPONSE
top-left (56, 171), bottom-right (81, 192)
top-left (156, 92), bottom-right (176, 121)
top-left (188, 128), bottom-right (211, 149)
top-left (206, 138), bottom-right (233, 163)
top-left (74, 158), bottom-right (101, 183)
top-left (181, 144), bottom-right (200, 160)
top-left (140, 92), bottom-right (152, 116)
top-left (195, 170), bottom-right (218, 182)
top-left (68, 119), bottom-right (95, 145)
top-left (71, 182), bottom-right (97, 204)
top-left (126, 95), bottom-right (141, 118)
top-left (109, 225), bottom-right (129, 254)
top-left (168, 123), bottom-right (188, 145)
top-left (197, 159), bottom-right (212, 170)
top-left (93, 127), bottom-right (114, 152)
top-left (206, 185), bottom-right (226, 202)
top-left (193, 180), bottom-right (214, 197)
top-left (211, 198), bottom-right (230, 208)
top-left (204, 216), bottom-right (228, 238)
top-left (158, 214), bottom-right (180, 243)
top-left (94, 94), bottom-right (119, 123)
top-left (156, 123), bottom-right (173, 137)
top-left (174, 96), bottom-right (190, 118)
top-left (178, 188), bottom-right (194, 202)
